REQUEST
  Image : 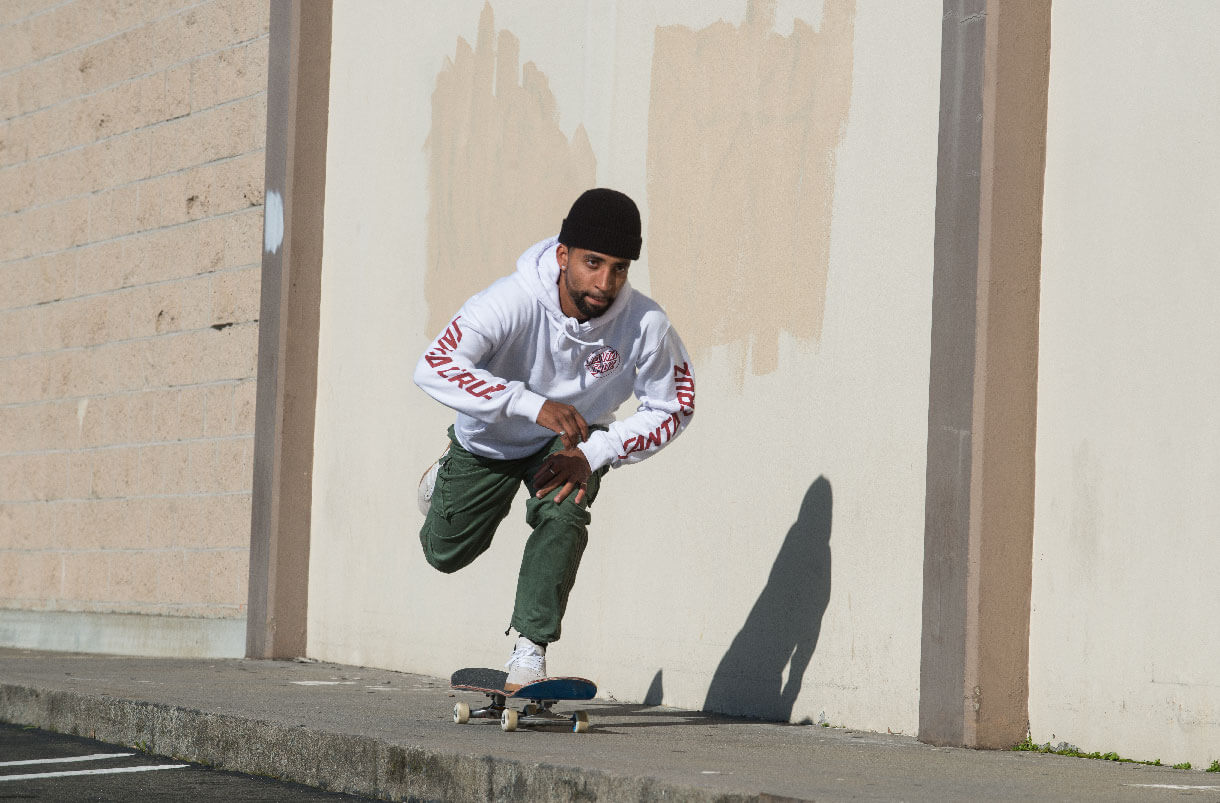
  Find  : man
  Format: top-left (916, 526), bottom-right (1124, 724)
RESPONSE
top-left (414, 188), bottom-right (695, 689)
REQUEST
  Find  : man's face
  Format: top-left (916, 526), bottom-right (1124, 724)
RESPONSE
top-left (557, 244), bottom-right (631, 321)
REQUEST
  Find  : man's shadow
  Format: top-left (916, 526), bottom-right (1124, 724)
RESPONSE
top-left (702, 476), bottom-right (832, 721)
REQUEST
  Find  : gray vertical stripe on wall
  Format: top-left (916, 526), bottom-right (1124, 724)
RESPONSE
top-left (247, 0), bottom-right (332, 659)
top-left (920, 0), bottom-right (1050, 748)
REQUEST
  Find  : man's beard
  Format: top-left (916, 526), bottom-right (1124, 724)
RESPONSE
top-left (574, 292), bottom-right (611, 319)
top-left (565, 274), bottom-right (612, 319)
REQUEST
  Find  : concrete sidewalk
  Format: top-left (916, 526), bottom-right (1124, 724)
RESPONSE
top-left (1, 649), bottom-right (1216, 802)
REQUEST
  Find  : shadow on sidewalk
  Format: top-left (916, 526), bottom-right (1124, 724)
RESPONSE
top-left (701, 476), bottom-right (833, 722)
top-left (581, 700), bottom-right (785, 733)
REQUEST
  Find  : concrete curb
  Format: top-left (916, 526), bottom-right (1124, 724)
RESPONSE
top-left (0, 683), bottom-right (787, 802)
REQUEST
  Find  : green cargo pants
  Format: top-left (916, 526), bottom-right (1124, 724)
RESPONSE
top-left (419, 426), bottom-right (608, 645)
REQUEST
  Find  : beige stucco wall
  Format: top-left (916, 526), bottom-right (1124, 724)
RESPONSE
top-left (309, 0), bottom-right (940, 731)
top-left (1030, 2), bottom-right (1220, 767)
top-left (0, 0), bottom-right (267, 655)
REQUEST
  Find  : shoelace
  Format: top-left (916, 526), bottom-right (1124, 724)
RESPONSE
top-left (505, 645), bottom-right (544, 672)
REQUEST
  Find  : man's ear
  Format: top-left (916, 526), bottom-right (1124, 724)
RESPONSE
top-left (556, 243), bottom-right (568, 271)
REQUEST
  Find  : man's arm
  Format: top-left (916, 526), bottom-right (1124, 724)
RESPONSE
top-left (415, 313), bottom-right (593, 448)
top-left (593, 329), bottom-right (695, 468)
top-left (533, 325), bottom-right (694, 505)
top-left (413, 314), bottom-right (547, 424)
top-left (568, 325), bottom-right (698, 473)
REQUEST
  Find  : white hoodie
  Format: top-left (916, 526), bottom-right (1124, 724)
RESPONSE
top-left (414, 237), bottom-right (695, 472)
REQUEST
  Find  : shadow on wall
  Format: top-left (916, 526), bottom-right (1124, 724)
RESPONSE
top-left (702, 476), bottom-right (832, 721)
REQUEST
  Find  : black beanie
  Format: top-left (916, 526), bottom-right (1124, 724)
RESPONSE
top-left (558, 188), bottom-right (642, 261)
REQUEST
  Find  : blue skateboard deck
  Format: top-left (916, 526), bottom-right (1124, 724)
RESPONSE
top-left (450, 668), bottom-right (597, 731)
top-left (450, 668), bottom-right (596, 699)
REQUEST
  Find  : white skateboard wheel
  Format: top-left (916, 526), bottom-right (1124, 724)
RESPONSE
top-left (501, 709), bottom-right (519, 732)
top-left (453, 702), bottom-right (470, 724)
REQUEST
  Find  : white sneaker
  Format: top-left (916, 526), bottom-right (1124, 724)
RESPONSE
top-left (417, 461), bottom-right (439, 516)
top-left (504, 636), bottom-right (547, 690)
top-left (417, 447), bottom-right (448, 516)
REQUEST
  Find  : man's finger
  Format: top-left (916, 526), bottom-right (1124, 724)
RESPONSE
top-left (533, 459), bottom-right (563, 496)
top-left (563, 415), bottom-right (586, 447)
top-left (566, 412), bottom-right (586, 443)
top-left (534, 477), bottom-right (561, 498)
top-left (552, 480), bottom-right (576, 504)
top-left (533, 462), bottom-right (555, 487)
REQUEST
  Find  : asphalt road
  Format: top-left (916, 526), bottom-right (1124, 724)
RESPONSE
top-left (0, 723), bottom-right (380, 802)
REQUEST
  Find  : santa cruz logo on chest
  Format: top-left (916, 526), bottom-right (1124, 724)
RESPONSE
top-left (585, 346), bottom-right (620, 378)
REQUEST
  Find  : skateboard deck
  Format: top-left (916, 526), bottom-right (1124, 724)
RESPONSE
top-left (450, 668), bottom-right (597, 732)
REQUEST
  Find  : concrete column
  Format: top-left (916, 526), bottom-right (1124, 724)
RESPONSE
top-left (246, 0), bottom-right (332, 659)
top-left (919, 0), bottom-right (1051, 748)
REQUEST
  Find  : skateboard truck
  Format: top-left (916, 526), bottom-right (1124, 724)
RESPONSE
top-left (453, 694), bottom-right (590, 733)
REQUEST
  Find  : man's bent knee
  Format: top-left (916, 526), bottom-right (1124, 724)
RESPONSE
top-left (419, 524), bottom-right (477, 574)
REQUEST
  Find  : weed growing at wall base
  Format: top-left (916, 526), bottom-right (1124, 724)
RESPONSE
top-left (1013, 737), bottom-right (1164, 766)
top-left (1015, 739), bottom-right (1220, 772)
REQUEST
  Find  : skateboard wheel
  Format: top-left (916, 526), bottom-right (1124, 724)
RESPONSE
top-left (453, 702), bottom-right (470, 724)
top-left (572, 711), bottom-right (589, 733)
top-left (501, 709), bottom-right (519, 732)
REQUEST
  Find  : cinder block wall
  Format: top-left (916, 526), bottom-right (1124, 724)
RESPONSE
top-left (0, 0), bottom-right (268, 637)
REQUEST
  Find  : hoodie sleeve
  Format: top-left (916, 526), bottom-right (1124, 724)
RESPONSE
top-left (413, 312), bottom-right (548, 425)
top-left (577, 324), bottom-right (696, 472)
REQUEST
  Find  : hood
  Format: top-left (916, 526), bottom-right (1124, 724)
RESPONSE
top-left (516, 236), bottom-right (633, 347)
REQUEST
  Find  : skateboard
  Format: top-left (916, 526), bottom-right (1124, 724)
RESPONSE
top-left (450, 668), bottom-right (597, 733)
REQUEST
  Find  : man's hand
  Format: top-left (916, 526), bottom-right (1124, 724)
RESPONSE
top-left (533, 448), bottom-right (593, 505)
top-left (536, 400), bottom-right (589, 450)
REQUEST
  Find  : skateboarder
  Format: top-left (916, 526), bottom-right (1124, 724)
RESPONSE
top-left (414, 188), bottom-right (695, 689)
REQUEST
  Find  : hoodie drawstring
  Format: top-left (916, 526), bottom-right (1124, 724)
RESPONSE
top-left (559, 327), bottom-right (603, 349)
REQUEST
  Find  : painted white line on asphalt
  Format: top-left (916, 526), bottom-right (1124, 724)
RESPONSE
top-left (0, 764), bottom-right (188, 782)
top-left (1123, 784), bottom-right (1220, 791)
top-left (0, 753), bottom-right (132, 767)
top-left (290, 680), bottom-right (356, 686)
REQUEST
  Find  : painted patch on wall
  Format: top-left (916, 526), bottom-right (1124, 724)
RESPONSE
top-left (425, 2), bottom-right (597, 336)
top-left (647, 0), bottom-right (856, 381)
